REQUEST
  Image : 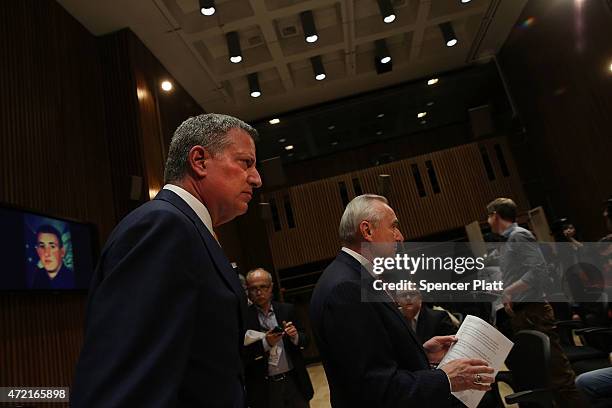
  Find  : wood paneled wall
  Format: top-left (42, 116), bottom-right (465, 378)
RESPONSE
top-left (263, 137), bottom-right (528, 270)
top-left (499, 0), bottom-right (612, 240)
top-left (0, 294), bottom-right (86, 406)
top-left (0, 0), bottom-right (116, 240)
top-left (0, 1), bottom-right (203, 399)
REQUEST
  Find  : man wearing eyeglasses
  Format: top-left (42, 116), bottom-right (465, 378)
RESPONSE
top-left (244, 268), bottom-right (314, 408)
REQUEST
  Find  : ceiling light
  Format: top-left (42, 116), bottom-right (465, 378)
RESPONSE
top-left (377, 0), bottom-right (396, 24)
top-left (269, 118), bottom-right (280, 125)
top-left (439, 22), bottom-right (458, 47)
top-left (328, 125), bottom-right (335, 130)
top-left (278, 138), bottom-right (286, 143)
top-left (377, 113), bottom-right (385, 118)
top-left (199, 0), bottom-right (215, 15)
top-left (285, 145), bottom-right (294, 151)
top-left (300, 11), bottom-right (318, 44)
top-left (376, 131), bottom-right (383, 135)
top-left (226, 31), bottom-right (242, 64)
top-left (417, 112), bottom-right (427, 118)
top-left (331, 141), bottom-right (338, 146)
top-left (160, 80), bottom-right (173, 92)
top-left (375, 39), bottom-right (391, 64)
top-left (248, 73), bottom-right (261, 98)
top-left (609, 62), bottom-right (612, 72)
top-left (426, 101), bottom-right (435, 106)
top-left (311, 56), bottom-right (326, 81)
top-left (427, 78), bottom-right (439, 85)
top-left (461, 0), bottom-right (472, 3)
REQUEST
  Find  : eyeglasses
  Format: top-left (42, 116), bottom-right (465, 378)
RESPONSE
top-left (247, 284), bottom-right (272, 293)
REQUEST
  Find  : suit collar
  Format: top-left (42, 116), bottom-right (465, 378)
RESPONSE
top-left (162, 184), bottom-right (214, 236)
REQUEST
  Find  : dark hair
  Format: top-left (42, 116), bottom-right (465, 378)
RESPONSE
top-left (35, 225), bottom-right (63, 248)
top-left (486, 197), bottom-right (517, 222)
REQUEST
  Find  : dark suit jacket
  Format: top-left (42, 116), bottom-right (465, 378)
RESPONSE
top-left (244, 302), bottom-right (314, 408)
top-left (415, 305), bottom-right (458, 344)
top-left (309, 251), bottom-right (452, 408)
top-left (72, 189), bottom-right (248, 407)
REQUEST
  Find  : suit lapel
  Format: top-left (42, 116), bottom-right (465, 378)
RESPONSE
top-left (337, 251), bottom-right (429, 363)
top-left (155, 189), bottom-right (248, 326)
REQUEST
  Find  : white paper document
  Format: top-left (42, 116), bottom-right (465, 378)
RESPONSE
top-left (438, 314), bottom-right (514, 408)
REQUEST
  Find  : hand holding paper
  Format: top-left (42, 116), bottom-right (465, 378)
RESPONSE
top-left (438, 315), bottom-right (514, 408)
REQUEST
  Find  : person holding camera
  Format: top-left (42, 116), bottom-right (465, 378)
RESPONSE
top-left (244, 268), bottom-right (314, 408)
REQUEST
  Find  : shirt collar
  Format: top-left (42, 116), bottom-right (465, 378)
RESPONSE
top-left (501, 222), bottom-right (518, 238)
top-left (163, 184), bottom-right (214, 236)
top-left (341, 247), bottom-right (376, 278)
top-left (255, 302), bottom-right (274, 317)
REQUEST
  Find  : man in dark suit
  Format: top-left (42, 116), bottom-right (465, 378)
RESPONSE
top-left (310, 194), bottom-right (495, 407)
top-left (243, 268), bottom-right (314, 408)
top-left (72, 114), bottom-right (262, 407)
top-left (397, 290), bottom-right (458, 344)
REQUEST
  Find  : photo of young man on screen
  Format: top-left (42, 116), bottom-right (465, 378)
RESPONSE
top-left (29, 223), bottom-right (75, 290)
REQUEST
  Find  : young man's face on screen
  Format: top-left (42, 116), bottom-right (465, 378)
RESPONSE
top-left (36, 233), bottom-right (65, 273)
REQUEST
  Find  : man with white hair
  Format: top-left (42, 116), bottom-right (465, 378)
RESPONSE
top-left (309, 194), bottom-right (494, 407)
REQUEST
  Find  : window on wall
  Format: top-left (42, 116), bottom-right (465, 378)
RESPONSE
top-left (339, 181), bottom-right (349, 207)
top-left (494, 144), bottom-right (510, 177)
top-left (479, 145), bottom-right (496, 181)
top-left (283, 195), bottom-right (295, 229)
top-left (411, 164), bottom-right (427, 197)
top-left (352, 177), bottom-right (363, 196)
top-left (425, 160), bottom-right (441, 194)
top-left (269, 198), bottom-right (282, 231)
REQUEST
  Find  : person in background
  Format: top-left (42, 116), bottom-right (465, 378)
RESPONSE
top-left (244, 268), bottom-right (313, 408)
top-left (486, 197), bottom-right (587, 408)
top-left (397, 290), bottom-right (458, 344)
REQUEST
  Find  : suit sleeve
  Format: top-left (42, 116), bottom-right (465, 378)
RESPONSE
top-left (72, 210), bottom-right (201, 407)
top-left (321, 281), bottom-right (451, 408)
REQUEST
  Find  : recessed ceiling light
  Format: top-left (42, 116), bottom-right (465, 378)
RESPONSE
top-left (328, 125), bottom-right (335, 130)
top-left (331, 141), bottom-right (338, 146)
top-left (278, 138), bottom-right (286, 143)
top-left (427, 78), bottom-right (439, 86)
top-left (380, 56), bottom-right (391, 64)
top-left (383, 14), bottom-right (396, 24)
top-left (377, 113), bottom-right (385, 118)
top-left (269, 118), bottom-right (280, 125)
top-left (315, 73), bottom-right (326, 81)
top-left (161, 80), bottom-right (173, 92)
top-left (609, 62), bottom-right (612, 72)
top-left (461, 0), bottom-right (471, 3)
top-left (376, 130), bottom-right (383, 135)
top-left (285, 145), bottom-right (294, 151)
top-left (199, 0), bottom-right (215, 15)
top-left (230, 56), bottom-right (242, 63)
top-left (417, 112), bottom-right (427, 118)
top-left (250, 91), bottom-right (261, 98)
top-left (426, 101), bottom-right (435, 107)
top-left (446, 38), bottom-right (458, 47)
